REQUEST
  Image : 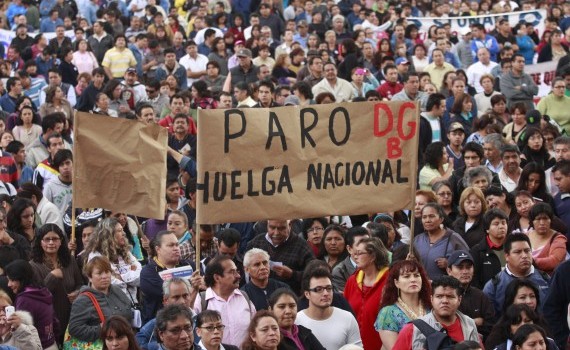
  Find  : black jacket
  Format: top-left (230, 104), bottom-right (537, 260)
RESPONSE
top-left (470, 237), bottom-right (502, 289)
top-left (59, 60), bottom-right (78, 86)
top-left (452, 216), bottom-right (486, 248)
top-left (75, 82), bottom-right (103, 112)
top-left (282, 325), bottom-right (326, 350)
top-left (419, 114), bottom-right (448, 168)
top-left (544, 259), bottom-right (570, 349)
top-left (458, 285), bottom-right (495, 341)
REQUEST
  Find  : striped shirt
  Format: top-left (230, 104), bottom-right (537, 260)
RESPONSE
top-left (102, 48), bottom-right (137, 78)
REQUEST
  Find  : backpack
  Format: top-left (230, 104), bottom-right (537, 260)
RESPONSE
top-left (412, 319), bottom-right (457, 350)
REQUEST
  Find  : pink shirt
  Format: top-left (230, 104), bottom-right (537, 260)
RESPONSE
top-left (193, 288), bottom-right (256, 347)
top-left (72, 51), bottom-right (99, 75)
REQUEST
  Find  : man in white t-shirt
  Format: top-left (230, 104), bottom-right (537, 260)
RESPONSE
top-left (295, 269), bottom-right (361, 350)
top-left (179, 40), bottom-right (208, 86)
top-left (467, 47), bottom-right (498, 93)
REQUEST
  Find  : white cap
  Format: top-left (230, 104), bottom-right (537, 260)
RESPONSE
top-left (460, 27), bottom-right (472, 36)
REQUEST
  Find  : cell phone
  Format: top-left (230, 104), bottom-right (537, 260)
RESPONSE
top-left (5, 306), bottom-right (14, 318)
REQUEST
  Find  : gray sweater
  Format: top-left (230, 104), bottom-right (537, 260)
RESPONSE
top-left (68, 285), bottom-right (133, 342)
top-left (499, 70), bottom-right (538, 110)
top-left (456, 40), bottom-right (474, 70)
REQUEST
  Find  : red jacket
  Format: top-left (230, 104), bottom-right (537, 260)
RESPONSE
top-left (344, 267), bottom-right (389, 350)
top-left (376, 81), bottom-right (403, 100)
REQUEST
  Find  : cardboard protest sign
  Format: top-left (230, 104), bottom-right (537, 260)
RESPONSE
top-left (196, 101), bottom-right (420, 224)
top-left (73, 112), bottom-right (168, 219)
top-left (409, 10), bottom-right (547, 38)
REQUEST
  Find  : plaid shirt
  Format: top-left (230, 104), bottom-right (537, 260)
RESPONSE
top-left (180, 237), bottom-right (219, 262)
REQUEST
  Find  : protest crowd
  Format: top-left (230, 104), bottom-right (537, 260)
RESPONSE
top-left (1, 0), bottom-right (570, 349)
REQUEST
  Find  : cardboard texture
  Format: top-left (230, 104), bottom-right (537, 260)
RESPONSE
top-left (73, 112), bottom-right (168, 219)
top-left (196, 101), bottom-right (420, 224)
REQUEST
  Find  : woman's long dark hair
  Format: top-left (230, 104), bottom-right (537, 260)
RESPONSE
top-left (101, 315), bottom-right (142, 350)
top-left (31, 224), bottom-right (72, 267)
top-left (6, 198), bottom-right (36, 235)
top-left (515, 162), bottom-right (551, 203)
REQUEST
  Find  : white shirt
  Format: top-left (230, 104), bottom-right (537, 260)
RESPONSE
top-left (296, 307), bottom-right (362, 350)
top-left (466, 60), bottom-right (498, 93)
top-left (179, 53), bottom-right (209, 85)
top-left (129, 0), bottom-right (147, 17)
top-left (312, 77), bottom-right (354, 102)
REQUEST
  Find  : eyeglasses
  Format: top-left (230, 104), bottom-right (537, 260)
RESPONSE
top-left (553, 85), bottom-right (566, 89)
top-left (353, 251), bottom-right (369, 256)
top-left (307, 227), bottom-right (324, 233)
top-left (166, 325), bottom-right (193, 336)
top-left (42, 237), bottom-right (61, 243)
top-left (307, 285), bottom-right (333, 293)
top-left (199, 325), bottom-right (225, 332)
top-left (436, 192), bottom-right (452, 197)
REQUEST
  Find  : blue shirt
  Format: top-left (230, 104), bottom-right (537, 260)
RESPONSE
top-left (6, 4), bottom-right (26, 27)
top-left (0, 94), bottom-right (18, 114)
top-left (40, 17), bottom-right (64, 33)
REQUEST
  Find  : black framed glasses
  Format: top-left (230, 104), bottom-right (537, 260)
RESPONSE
top-left (199, 325), bottom-right (226, 332)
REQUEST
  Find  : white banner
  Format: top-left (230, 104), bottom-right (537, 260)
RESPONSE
top-left (525, 60), bottom-right (557, 98)
top-left (409, 10), bottom-right (547, 38)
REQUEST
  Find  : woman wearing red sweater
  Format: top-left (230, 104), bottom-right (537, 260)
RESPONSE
top-left (344, 237), bottom-right (390, 350)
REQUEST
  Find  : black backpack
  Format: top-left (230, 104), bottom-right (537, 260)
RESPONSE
top-left (412, 319), bottom-right (457, 350)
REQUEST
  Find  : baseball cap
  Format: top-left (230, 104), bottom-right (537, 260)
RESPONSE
top-left (284, 95), bottom-right (300, 106)
top-left (448, 250), bottom-right (474, 266)
top-left (235, 40), bottom-right (245, 46)
top-left (297, 20), bottom-right (308, 27)
top-left (449, 122), bottom-right (465, 133)
top-left (460, 27), bottom-right (472, 36)
top-left (395, 57), bottom-right (410, 65)
top-left (126, 67), bottom-right (137, 74)
top-left (236, 48), bottom-right (252, 58)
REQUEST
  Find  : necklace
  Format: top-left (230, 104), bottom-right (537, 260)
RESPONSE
top-left (398, 297), bottom-right (425, 320)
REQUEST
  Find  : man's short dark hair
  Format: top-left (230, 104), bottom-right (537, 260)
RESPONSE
top-left (402, 72), bottom-right (419, 83)
top-left (345, 226), bottom-right (369, 247)
top-left (504, 233), bottom-right (531, 253)
top-left (170, 93), bottom-right (185, 105)
top-left (6, 77), bottom-right (20, 93)
top-left (92, 67), bottom-right (106, 77)
top-left (135, 102), bottom-right (154, 117)
top-left (204, 255), bottom-right (233, 287)
top-left (383, 64), bottom-right (397, 75)
top-left (301, 261), bottom-right (332, 292)
top-left (155, 304), bottom-right (193, 336)
top-left (258, 80), bottom-right (275, 93)
top-left (552, 159), bottom-right (570, 176)
top-left (218, 228), bottom-right (241, 248)
top-left (234, 81), bottom-right (250, 95)
top-left (462, 142), bottom-right (484, 159)
top-left (426, 93), bottom-right (446, 112)
top-left (483, 208), bottom-right (508, 232)
top-left (53, 149), bottom-right (72, 169)
top-left (512, 53), bottom-right (525, 62)
top-left (5, 140), bottom-right (24, 155)
top-left (204, 29), bottom-right (216, 39)
top-left (431, 275), bottom-right (462, 296)
top-left (172, 113), bottom-right (188, 123)
top-left (163, 47), bottom-right (175, 56)
top-left (41, 113), bottom-right (65, 134)
top-left (500, 144), bottom-right (521, 158)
